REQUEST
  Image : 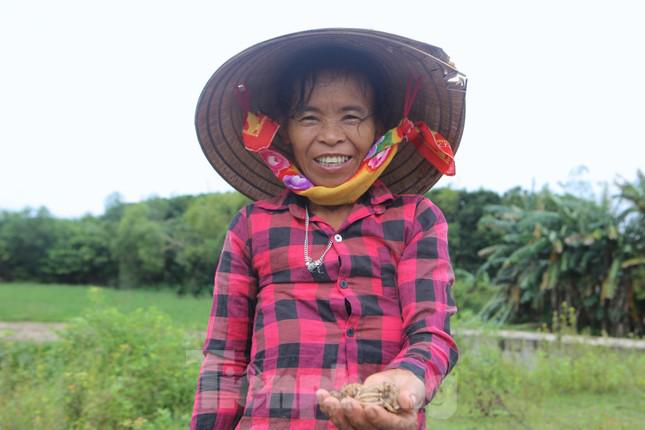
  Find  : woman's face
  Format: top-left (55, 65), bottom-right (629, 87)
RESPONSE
top-left (286, 73), bottom-right (377, 188)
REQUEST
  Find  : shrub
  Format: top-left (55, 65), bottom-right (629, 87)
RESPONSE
top-left (448, 344), bottom-right (524, 417)
top-left (0, 296), bottom-right (201, 429)
top-left (444, 337), bottom-right (644, 419)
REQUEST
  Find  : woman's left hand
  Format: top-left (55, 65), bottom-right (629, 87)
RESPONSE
top-left (316, 369), bottom-right (425, 430)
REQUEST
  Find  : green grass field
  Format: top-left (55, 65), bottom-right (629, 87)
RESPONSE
top-left (0, 282), bottom-right (212, 330)
top-left (430, 391), bottom-right (643, 429)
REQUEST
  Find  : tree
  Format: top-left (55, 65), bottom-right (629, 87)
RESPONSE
top-left (112, 204), bottom-right (166, 287)
top-left (614, 171), bottom-right (645, 334)
top-left (174, 192), bottom-right (249, 295)
top-left (43, 217), bottom-right (116, 284)
top-left (478, 179), bottom-right (644, 336)
top-left (0, 207), bottom-right (57, 281)
top-left (426, 188), bottom-right (502, 272)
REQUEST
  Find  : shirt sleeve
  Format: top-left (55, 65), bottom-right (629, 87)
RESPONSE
top-left (385, 196), bottom-right (459, 404)
top-left (190, 207), bottom-right (257, 430)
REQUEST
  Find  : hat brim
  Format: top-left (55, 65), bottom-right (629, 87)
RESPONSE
top-left (195, 28), bottom-right (466, 200)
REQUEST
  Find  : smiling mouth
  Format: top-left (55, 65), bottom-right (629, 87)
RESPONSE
top-left (314, 155), bottom-right (352, 167)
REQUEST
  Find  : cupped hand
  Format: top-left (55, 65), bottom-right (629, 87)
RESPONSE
top-left (316, 369), bottom-right (425, 430)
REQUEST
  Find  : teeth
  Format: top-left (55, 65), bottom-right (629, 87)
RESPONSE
top-left (315, 155), bottom-right (350, 166)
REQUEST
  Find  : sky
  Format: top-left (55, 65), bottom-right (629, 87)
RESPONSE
top-left (1, 0), bottom-right (643, 218)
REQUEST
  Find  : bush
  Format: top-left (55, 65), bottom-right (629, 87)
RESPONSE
top-left (444, 337), bottom-right (645, 419)
top-left (0, 207), bottom-right (58, 281)
top-left (452, 269), bottom-right (496, 318)
top-left (528, 344), bottom-right (643, 395)
top-left (2, 294), bottom-right (643, 428)
top-left (44, 217), bottom-right (116, 285)
top-left (0, 292), bottom-right (200, 429)
top-left (0, 341), bottom-right (64, 428)
top-left (448, 343), bottom-right (524, 417)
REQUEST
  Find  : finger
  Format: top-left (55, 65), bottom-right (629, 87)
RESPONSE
top-left (320, 396), bottom-right (358, 430)
top-left (398, 389), bottom-right (420, 411)
top-left (329, 404), bottom-right (358, 430)
top-left (340, 398), bottom-right (372, 429)
top-left (316, 389), bottom-right (331, 410)
top-left (320, 395), bottom-right (341, 417)
top-left (316, 388), bottom-right (330, 399)
top-left (316, 389), bottom-right (341, 418)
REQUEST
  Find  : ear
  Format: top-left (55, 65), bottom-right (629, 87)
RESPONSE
top-left (273, 126), bottom-right (295, 159)
top-left (374, 120), bottom-right (386, 138)
top-left (277, 126), bottom-right (290, 145)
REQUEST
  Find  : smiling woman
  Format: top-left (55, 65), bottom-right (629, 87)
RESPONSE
top-left (191, 28), bottom-right (464, 430)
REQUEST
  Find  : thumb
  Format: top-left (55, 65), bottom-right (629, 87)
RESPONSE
top-left (398, 390), bottom-right (420, 412)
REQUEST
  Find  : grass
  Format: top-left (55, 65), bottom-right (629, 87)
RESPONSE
top-left (431, 391), bottom-right (644, 429)
top-left (0, 282), bottom-right (515, 333)
top-left (426, 340), bottom-right (645, 430)
top-left (0, 282), bottom-right (212, 330)
top-left (0, 306), bottom-right (200, 429)
top-left (2, 282), bottom-right (644, 429)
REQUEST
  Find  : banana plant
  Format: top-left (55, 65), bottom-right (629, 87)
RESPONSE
top-left (477, 174), bottom-right (644, 336)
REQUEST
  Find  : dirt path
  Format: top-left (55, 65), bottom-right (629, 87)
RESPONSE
top-left (2, 321), bottom-right (644, 350)
top-left (0, 321), bottom-right (68, 342)
top-left (0, 321), bottom-right (206, 344)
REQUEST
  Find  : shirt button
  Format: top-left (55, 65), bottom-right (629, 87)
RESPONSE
top-left (334, 234), bottom-right (343, 242)
top-left (346, 328), bottom-right (355, 337)
top-left (340, 280), bottom-right (348, 289)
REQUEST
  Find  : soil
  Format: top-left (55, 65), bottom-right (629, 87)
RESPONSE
top-left (2, 323), bottom-right (643, 351)
top-left (0, 321), bottom-right (67, 342)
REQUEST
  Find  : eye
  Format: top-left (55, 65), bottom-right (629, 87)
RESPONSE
top-left (296, 115), bottom-right (320, 124)
top-left (342, 114), bottom-right (363, 125)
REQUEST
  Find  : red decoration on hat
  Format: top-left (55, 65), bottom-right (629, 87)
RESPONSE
top-left (241, 112), bottom-right (280, 152)
top-left (235, 84), bottom-right (281, 152)
top-left (411, 122), bottom-right (455, 176)
top-left (399, 77), bottom-right (456, 176)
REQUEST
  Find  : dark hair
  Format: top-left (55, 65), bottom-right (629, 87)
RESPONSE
top-left (273, 46), bottom-right (395, 130)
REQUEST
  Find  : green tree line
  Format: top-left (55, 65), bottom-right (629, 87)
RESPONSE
top-left (0, 192), bottom-right (248, 295)
top-left (1, 173), bottom-right (643, 335)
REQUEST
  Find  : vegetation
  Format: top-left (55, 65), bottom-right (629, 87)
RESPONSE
top-left (0, 192), bottom-right (249, 296)
top-left (0, 301), bottom-right (200, 429)
top-left (426, 187), bottom-right (502, 273)
top-left (2, 166), bottom-right (642, 428)
top-left (0, 283), bottom-right (212, 330)
top-left (477, 173), bottom-right (645, 336)
top-left (1, 171), bottom-right (643, 336)
top-left (1, 301), bottom-right (642, 429)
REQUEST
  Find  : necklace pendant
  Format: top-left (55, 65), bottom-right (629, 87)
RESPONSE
top-left (306, 261), bottom-right (320, 273)
top-left (304, 205), bottom-right (331, 274)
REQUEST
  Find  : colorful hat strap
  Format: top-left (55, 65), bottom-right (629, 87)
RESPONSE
top-left (235, 83), bottom-right (455, 206)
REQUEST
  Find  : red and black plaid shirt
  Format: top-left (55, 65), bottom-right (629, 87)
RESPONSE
top-left (191, 180), bottom-right (458, 430)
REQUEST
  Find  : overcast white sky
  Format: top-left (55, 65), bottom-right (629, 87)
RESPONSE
top-left (1, 0), bottom-right (643, 218)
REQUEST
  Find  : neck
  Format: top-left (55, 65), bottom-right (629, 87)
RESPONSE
top-left (308, 201), bottom-right (353, 231)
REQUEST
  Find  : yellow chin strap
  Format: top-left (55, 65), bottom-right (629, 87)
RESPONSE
top-left (242, 111), bottom-right (405, 206)
top-left (297, 145), bottom-right (399, 206)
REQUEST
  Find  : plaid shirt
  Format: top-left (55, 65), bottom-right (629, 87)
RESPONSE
top-left (191, 180), bottom-right (458, 430)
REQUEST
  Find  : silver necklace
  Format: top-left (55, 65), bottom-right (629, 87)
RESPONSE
top-left (304, 205), bottom-right (334, 273)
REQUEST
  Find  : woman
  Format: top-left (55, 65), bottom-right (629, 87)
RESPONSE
top-left (191, 28), bottom-right (466, 430)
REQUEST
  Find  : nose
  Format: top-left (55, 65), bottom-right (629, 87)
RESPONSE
top-left (317, 119), bottom-right (346, 145)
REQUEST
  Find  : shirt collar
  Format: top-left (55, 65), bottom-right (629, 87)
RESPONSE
top-left (254, 179), bottom-right (395, 220)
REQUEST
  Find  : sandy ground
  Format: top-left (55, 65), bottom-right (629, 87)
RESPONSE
top-left (1, 322), bottom-right (643, 350)
top-left (0, 321), bottom-right (206, 347)
top-left (0, 321), bottom-right (67, 342)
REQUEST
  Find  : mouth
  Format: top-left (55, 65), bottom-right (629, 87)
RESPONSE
top-left (314, 154), bottom-right (352, 168)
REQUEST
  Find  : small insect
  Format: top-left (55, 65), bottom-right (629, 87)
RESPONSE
top-left (328, 382), bottom-right (401, 414)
